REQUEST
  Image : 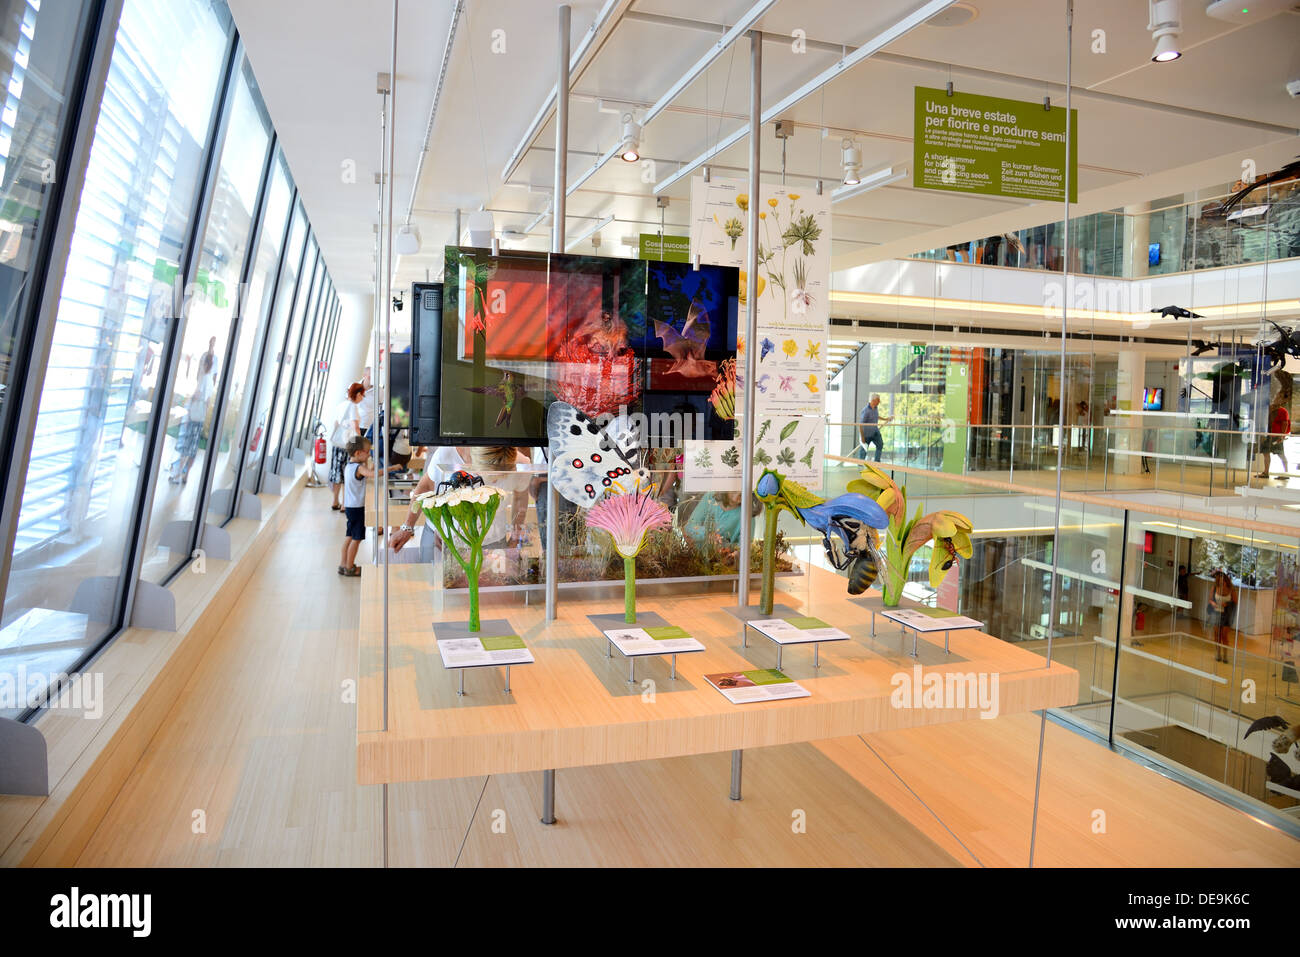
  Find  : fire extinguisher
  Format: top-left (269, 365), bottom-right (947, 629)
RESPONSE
top-left (315, 435), bottom-right (327, 464)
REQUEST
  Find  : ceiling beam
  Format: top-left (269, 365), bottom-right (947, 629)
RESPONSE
top-left (633, 10), bottom-right (1300, 138)
top-left (499, 0), bottom-right (635, 186)
top-left (564, 0), bottom-right (777, 198)
top-left (653, 0), bottom-right (957, 194)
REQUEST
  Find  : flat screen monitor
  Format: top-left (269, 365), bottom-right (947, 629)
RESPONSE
top-left (1142, 387), bottom-right (1163, 411)
top-left (437, 246), bottom-right (739, 447)
top-left (1148, 242), bottom-right (1161, 266)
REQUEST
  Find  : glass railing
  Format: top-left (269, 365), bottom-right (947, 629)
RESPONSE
top-left (827, 418), bottom-right (1284, 497)
top-left (909, 182), bottom-right (1300, 278)
top-left (829, 451), bottom-right (1300, 834)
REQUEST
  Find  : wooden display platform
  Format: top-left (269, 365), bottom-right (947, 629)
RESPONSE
top-left (357, 562), bottom-right (1078, 787)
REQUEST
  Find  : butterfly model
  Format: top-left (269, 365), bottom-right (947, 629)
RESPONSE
top-left (546, 401), bottom-right (650, 507)
top-left (778, 375), bottom-right (794, 392)
top-left (465, 371), bottom-right (524, 427)
top-left (760, 337), bottom-right (775, 362)
top-left (653, 296), bottom-right (715, 379)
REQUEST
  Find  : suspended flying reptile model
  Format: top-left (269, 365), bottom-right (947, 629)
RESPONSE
top-left (1151, 305), bottom-right (1204, 320)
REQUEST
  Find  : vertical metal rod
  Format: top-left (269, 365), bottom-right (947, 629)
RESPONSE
top-left (541, 769), bottom-right (556, 824)
top-left (736, 30), bottom-right (762, 608)
top-left (1030, 0), bottom-right (1072, 870)
top-left (729, 749), bottom-right (743, 801)
top-left (545, 4), bottom-right (571, 623)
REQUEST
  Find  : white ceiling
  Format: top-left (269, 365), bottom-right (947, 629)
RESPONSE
top-left (229, 0), bottom-right (1300, 296)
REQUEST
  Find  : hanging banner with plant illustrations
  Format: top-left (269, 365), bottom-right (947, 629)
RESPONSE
top-left (688, 175), bottom-right (828, 488)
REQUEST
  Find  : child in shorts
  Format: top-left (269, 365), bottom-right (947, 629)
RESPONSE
top-left (340, 436), bottom-right (375, 576)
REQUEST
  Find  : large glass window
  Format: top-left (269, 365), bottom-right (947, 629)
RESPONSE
top-left (139, 54), bottom-right (271, 583)
top-left (1, 0), bottom-right (230, 717)
top-left (209, 150), bottom-right (291, 520)
top-left (240, 203), bottom-right (306, 486)
top-left (300, 284), bottom-right (337, 443)
top-left (260, 236), bottom-right (316, 480)
top-left (276, 259), bottom-right (325, 466)
top-left (0, 0), bottom-right (97, 495)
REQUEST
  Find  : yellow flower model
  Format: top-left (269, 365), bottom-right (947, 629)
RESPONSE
top-left (846, 466), bottom-right (974, 606)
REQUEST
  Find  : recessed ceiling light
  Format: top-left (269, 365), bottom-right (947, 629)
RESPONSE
top-left (924, 2), bottom-right (978, 27)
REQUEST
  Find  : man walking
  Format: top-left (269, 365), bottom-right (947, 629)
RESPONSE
top-left (857, 393), bottom-right (890, 462)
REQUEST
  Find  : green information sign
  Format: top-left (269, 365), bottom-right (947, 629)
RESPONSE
top-left (914, 87), bottom-right (1077, 203)
top-left (942, 364), bottom-right (969, 475)
top-left (639, 233), bottom-right (689, 262)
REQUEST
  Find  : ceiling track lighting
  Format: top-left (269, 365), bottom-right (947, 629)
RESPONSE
top-left (831, 166), bottom-right (908, 203)
top-left (619, 112), bottom-right (642, 163)
top-left (840, 137), bottom-right (863, 186)
top-left (1148, 0), bottom-right (1183, 62)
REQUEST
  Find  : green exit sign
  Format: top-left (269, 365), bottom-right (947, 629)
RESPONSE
top-left (912, 345), bottom-right (926, 356)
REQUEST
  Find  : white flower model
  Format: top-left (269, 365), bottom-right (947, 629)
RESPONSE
top-left (414, 482), bottom-right (504, 632)
top-left (414, 485), bottom-right (503, 509)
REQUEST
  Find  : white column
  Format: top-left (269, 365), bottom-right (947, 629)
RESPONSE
top-left (1110, 348), bottom-right (1146, 474)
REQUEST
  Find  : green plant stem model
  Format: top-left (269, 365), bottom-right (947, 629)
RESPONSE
top-left (417, 485), bottom-right (504, 632)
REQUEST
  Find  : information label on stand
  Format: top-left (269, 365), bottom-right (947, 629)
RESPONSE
top-left (748, 617), bottom-right (850, 644)
top-left (914, 87), bottom-right (1077, 202)
top-left (437, 634), bottom-right (534, 668)
top-left (705, 669), bottom-right (811, 704)
top-left (882, 608), bottom-right (983, 632)
top-left (601, 625), bottom-right (705, 656)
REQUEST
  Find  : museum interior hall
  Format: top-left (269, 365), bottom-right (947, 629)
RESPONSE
top-left (0, 0), bottom-right (1297, 884)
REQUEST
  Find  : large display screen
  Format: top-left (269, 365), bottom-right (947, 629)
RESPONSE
top-left (438, 246), bottom-right (739, 446)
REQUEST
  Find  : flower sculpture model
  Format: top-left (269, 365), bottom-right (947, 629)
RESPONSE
top-left (415, 483), bottom-right (503, 632)
top-left (847, 463), bottom-right (974, 607)
top-left (754, 469), bottom-right (888, 616)
top-left (585, 490), bottom-right (671, 623)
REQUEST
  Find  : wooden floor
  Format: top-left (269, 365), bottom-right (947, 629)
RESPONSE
top-left (72, 485), bottom-right (1299, 866)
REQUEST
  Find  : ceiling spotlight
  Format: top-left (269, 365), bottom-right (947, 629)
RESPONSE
top-left (1148, 0), bottom-right (1182, 62)
top-left (394, 224), bottom-right (421, 255)
top-left (619, 112), bottom-right (642, 163)
top-left (841, 138), bottom-right (863, 186)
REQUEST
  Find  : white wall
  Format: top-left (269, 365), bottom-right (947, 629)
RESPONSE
top-left (320, 291), bottom-right (374, 416)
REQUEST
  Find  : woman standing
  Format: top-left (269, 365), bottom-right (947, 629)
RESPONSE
top-left (1207, 569), bottom-right (1235, 664)
top-left (328, 383), bottom-right (364, 510)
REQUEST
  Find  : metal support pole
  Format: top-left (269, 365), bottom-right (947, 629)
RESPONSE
top-left (729, 749), bottom-right (743, 801)
top-left (380, 0), bottom-right (398, 732)
top-left (545, 4), bottom-right (571, 623)
top-left (736, 30), bottom-right (762, 608)
top-left (541, 769), bottom-right (557, 825)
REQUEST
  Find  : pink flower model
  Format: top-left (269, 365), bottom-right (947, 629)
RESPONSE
top-left (586, 490), bottom-right (671, 623)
